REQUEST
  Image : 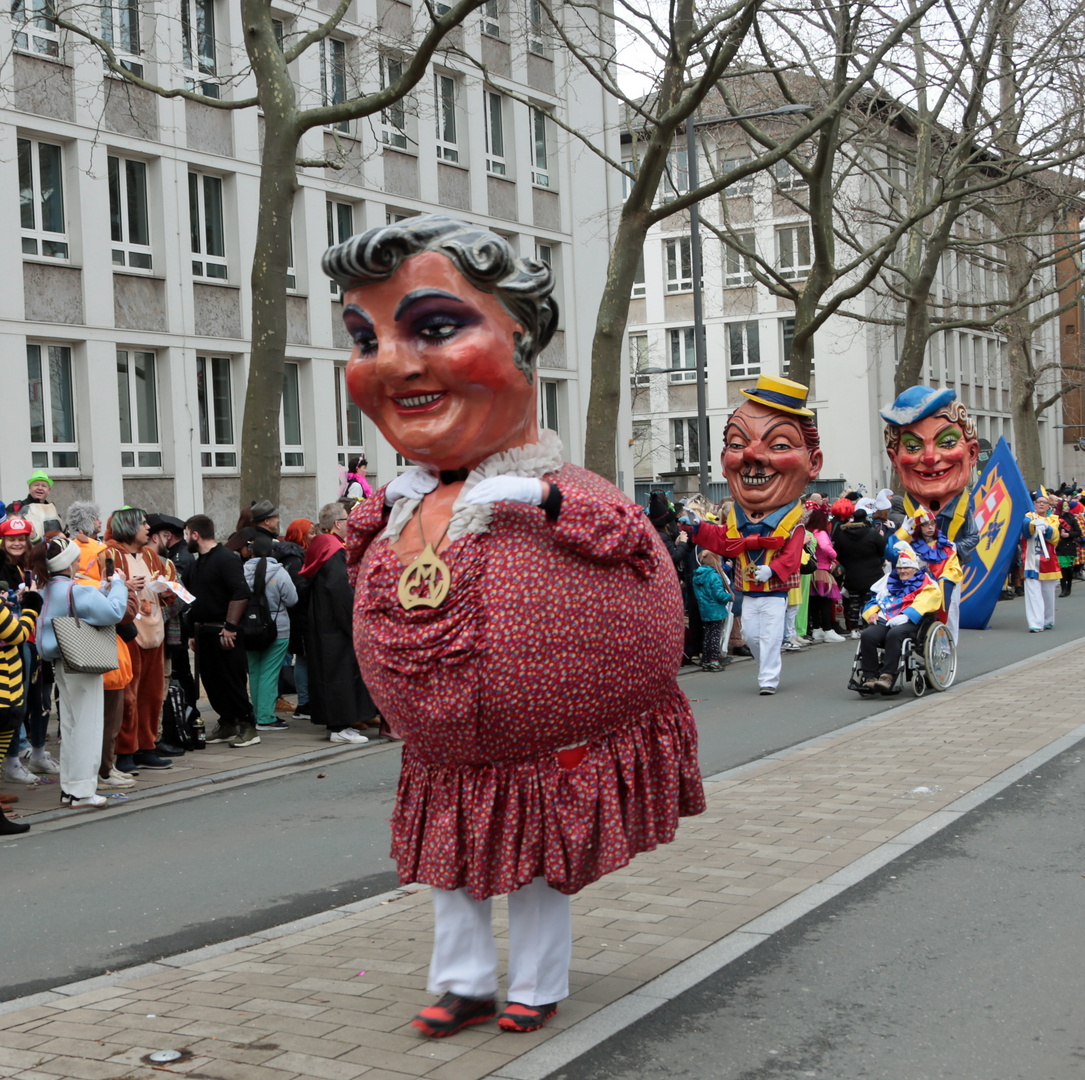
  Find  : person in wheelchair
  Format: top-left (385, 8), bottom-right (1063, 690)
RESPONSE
top-left (857, 546), bottom-right (944, 694)
top-left (886, 508), bottom-right (963, 641)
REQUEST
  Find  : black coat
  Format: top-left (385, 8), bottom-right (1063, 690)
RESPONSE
top-left (1056, 512), bottom-right (1082, 558)
top-left (274, 540), bottom-right (308, 654)
top-left (303, 548), bottom-right (378, 728)
top-left (832, 521), bottom-right (887, 593)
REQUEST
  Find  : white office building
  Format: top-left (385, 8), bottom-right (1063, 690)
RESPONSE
top-left (2, 0), bottom-right (619, 526)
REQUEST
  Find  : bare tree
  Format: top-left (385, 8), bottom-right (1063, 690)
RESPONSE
top-left (51, 0), bottom-right (487, 510)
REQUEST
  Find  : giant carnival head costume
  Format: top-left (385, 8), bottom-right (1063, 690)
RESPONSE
top-left (881, 386), bottom-right (979, 511)
top-left (722, 375), bottom-right (823, 519)
top-left (322, 215), bottom-right (559, 472)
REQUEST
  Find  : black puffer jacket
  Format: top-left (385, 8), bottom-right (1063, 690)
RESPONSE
top-left (832, 520), bottom-right (887, 593)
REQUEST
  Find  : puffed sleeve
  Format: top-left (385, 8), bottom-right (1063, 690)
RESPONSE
top-left (346, 491), bottom-right (391, 589)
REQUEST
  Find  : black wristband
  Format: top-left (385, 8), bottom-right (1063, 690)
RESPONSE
top-left (541, 483), bottom-right (563, 520)
top-left (223, 621), bottom-right (239, 632)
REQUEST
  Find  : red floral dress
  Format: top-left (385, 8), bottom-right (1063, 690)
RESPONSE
top-left (346, 459), bottom-right (705, 901)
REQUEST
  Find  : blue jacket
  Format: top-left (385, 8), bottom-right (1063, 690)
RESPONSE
top-left (692, 565), bottom-right (733, 622)
top-left (38, 575), bottom-right (128, 662)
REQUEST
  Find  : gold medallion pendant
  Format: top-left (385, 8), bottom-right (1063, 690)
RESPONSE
top-left (397, 542), bottom-right (451, 610)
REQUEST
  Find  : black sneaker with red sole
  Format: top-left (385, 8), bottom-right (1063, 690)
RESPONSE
top-left (411, 992), bottom-right (496, 1037)
top-left (498, 1001), bottom-right (558, 1032)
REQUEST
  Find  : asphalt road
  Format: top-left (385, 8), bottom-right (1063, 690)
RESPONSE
top-left (2, 590), bottom-right (1081, 1004)
top-left (547, 730), bottom-right (1085, 1080)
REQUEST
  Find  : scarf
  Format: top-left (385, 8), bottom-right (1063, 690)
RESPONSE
top-left (299, 533), bottom-right (343, 579)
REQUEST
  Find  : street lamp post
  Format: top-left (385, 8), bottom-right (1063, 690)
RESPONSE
top-left (684, 103), bottom-right (815, 495)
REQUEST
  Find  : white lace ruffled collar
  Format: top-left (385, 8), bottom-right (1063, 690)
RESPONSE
top-left (382, 429), bottom-right (564, 544)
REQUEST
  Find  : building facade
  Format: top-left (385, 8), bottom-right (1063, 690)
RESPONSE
top-left (625, 124), bottom-right (1070, 498)
top-left (3, 0), bottom-right (619, 527)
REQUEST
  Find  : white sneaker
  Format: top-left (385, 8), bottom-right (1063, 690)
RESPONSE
top-left (810, 628), bottom-right (826, 643)
top-left (329, 729), bottom-right (369, 744)
top-left (98, 770), bottom-right (136, 788)
top-left (822, 629), bottom-right (847, 643)
top-left (849, 629), bottom-right (861, 639)
top-left (2, 757), bottom-right (39, 785)
top-left (787, 636), bottom-right (808, 649)
top-left (69, 794), bottom-right (108, 809)
top-left (21, 749), bottom-right (60, 775)
top-left (109, 767), bottom-right (137, 784)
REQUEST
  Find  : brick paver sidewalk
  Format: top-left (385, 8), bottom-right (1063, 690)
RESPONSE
top-left (2, 642), bottom-right (1082, 1080)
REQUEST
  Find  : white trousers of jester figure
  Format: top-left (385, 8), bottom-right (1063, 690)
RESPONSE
top-left (946, 588), bottom-right (961, 644)
top-left (429, 877), bottom-right (572, 1006)
top-left (1024, 577), bottom-right (1056, 632)
top-left (741, 593), bottom-right (787, 690)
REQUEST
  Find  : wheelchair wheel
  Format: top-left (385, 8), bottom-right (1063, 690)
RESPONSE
top-left (922, 622), bottom-right (956, 691)
top-left (913, 671), bottom-right (926, 697)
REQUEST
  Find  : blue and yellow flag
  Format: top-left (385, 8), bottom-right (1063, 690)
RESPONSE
top-left (959, 437), bottom-right (1031, 630)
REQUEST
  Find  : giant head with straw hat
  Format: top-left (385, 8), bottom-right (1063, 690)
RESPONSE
top-left (723, 374), bottom-right (822, 520)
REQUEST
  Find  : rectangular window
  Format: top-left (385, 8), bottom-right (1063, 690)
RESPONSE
top-left (665, 237), bottom-right (692, 293)
top-left (108, 156), bottom-right (152, 270)
top-left (632, 249), bottom-right (645, 298)
top-left (540, 378), bottom-right (560, 435)
top-left (196, 355), bottom-right (235, 468)
top-left (668, 326), bottom-right (696, 383)
top-left (101, 0), bottom-right (142, 75)
top-left (629, 332), bottom-right (650, 386)
top-left (188, 171), bottom-right (227, 279)
top-left (320, 37), bottom-right (349, 131)
top-left (19, 137), bottom-right (68, 259)
top-left (482, 0), bottom-right (501, 37)
top-left (776, 223), bottom-right (811, 280)
top-left (621, 155), bottom-right (637, 199)
top-left (673, 417), bottom-right (708, 468)
top-left (327, 199), bottom-right (354, 295)
top-left (780, 318), bottom-right (812, 378)
top-left (27, 343), bottom-right (79, 470)
top-left (485, 91), bottom-right (507, 176)
top-left (527, 0), bottom-right (546, 54)
top-left (12, 0), bottom-right (59, 56)
top-left (773, 158), bottom-right (805, 191)
top-left (181, 0), bottom-right (218, 98)
top-left (334, 364), bottom-right (364, 465)
top-left (116, 349), bottom-right (161, 469)
top-left (720, 155), bottom-right (752, 197)
top-left (724, 231), bottom-right (755, 286)
top-left (281, 361), bottom-right (304, 468)
top-left (530, 106), bottom-right (550, 186)
top-left (379, 55), bottom-right (408, 149)
top-left (728, 321), bottom-right (761, 378)
top-left (662, 147), bottom-right (688, 199)
top-left (434, 73), bottom-right (459, 162)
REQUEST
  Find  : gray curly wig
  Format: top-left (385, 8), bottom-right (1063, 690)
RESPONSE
top-left (321, 214), bottom-right (559, 382)
top-left (66, 501), bottom-right (101, 538)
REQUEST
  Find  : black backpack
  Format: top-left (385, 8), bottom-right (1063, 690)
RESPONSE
top-left (160, 680), bottom-right (205, 750)
top-left (239, 557), bottom-right (278, 650)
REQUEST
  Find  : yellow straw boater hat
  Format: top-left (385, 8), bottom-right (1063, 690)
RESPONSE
top-left (740, 374), bottom-right (814, 418)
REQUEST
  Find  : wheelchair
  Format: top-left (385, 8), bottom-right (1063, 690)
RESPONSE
top-left (846, 613), bottom-right (957, 697)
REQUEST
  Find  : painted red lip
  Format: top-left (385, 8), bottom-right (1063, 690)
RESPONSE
top-left (392, 391), bottom-right (447, 413)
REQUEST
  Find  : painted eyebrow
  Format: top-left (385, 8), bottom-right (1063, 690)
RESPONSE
top-left (342, 303), bottom-right (372, 324)
top-left (724, 419), bottom-right (752, 441)
top-left (395, 289), bottom-right (465, 321)
top-left (762, 419), bottom-right (803, 441)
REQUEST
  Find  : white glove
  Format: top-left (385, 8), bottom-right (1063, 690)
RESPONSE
top-left (110, 572), bottom-right (126, 585)
top-left (902, 516), bottom-right (915, 535)
top-left (464, 476), bottom-right (544, 506)
top-left (841, 587), bottom-right (850, 599)
top-left (384, 468), bottom-right (438, 507)
top-left (753, 565), bottom-right (774, 583)
top-left (887, 613), bottom-right (910, 627)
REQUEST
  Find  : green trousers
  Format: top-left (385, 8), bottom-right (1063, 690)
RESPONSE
top-left (246, 638), bottom-right (290, 726)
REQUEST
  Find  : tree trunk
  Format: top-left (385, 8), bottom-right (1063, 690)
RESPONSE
top-left (584, 211), bottom-right (652, 481)
top-left (895, 297), bottom-right (930, 392)
top-left (238, 0), bottom-right (300, 513)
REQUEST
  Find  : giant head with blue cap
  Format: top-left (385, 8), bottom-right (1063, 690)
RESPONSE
top-left (881, 385), bottom-right (978, 510)
top-left (724, 374), bottom-right (822, 519)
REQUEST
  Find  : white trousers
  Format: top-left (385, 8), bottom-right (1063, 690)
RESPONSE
top-left (741, 593), bottom-right (787, 689)
top-left (1024, 578), bottom-right (1056, 631)
top-left (53, 660), bottom-right (104, 799)
top-left (946, 588), bottom-right (961, 645)
top-left (784, 603), bottom-right (799, 642)
top-left (429, 877), bottom-right (572, 1006)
